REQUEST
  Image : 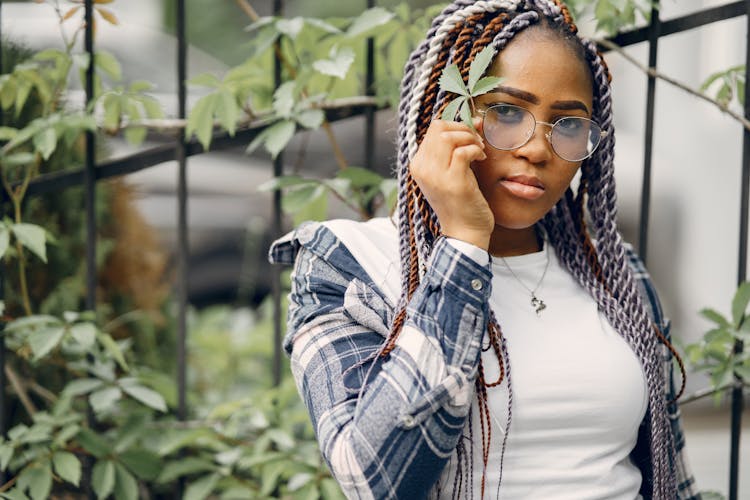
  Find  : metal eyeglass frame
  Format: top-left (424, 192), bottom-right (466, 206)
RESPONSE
top-left (476, 103), bottom-right (608, 162)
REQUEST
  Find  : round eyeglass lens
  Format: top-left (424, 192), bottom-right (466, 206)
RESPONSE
top-left (550, 117), bottom-right (602, 162)
top-left (482, 104), bottom-right (535, 151)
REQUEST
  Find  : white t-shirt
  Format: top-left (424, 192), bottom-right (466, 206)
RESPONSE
top-left (325, 218), bottom-right (647, 499)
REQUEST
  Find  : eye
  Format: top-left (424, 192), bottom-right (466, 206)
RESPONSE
top-left (554, 117), bottom-right (586, 137)
top-left (490, 104), bottom-right (526, 125)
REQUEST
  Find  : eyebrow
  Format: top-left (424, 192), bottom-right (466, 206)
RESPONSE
top-left (488, 85), bottom-right (590, 114)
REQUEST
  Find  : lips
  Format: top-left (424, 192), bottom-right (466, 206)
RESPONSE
top-left (499, 174), bottom-right (546, 200)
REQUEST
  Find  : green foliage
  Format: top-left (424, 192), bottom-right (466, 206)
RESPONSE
top-left (685, 282), bottom-right (750, 404)
top-left (439, 45), bottom-right (503, 131)
top-left (259, 166), bottom-right (397, 223)
top-left (701, 65), bottom-right (746, 110)
top-left (566, 0), bottom-right (657, 35)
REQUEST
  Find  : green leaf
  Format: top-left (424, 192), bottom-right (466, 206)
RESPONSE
top-left (0, 126), bottom-right (17, 140)
top-left (287, 472), bottom-right (314, 492)
top-left (128, 80), bottom-right (152, 93)
top-left (347, 7), bottom-right (394, 37)
top-left (215, 90), bottom-right (239, 136)
top-left (97, 331), bottom-right (129, 371)
top-left (187, 73), bottom-right (221, 88)
top-left (186, 93), bottom-right (217, 150)
top-left (468, 46), bottom-right (497, 90)
top-left (265, 119), bottom-right (297, 159)
top-left (441, 96), bottom-right (466, 121)
top-left (260, 460), bottom-right (287, 496)
top-left (64, 378), bottom-right (105, 397)
top-left (283, 184), bottom-right (325, 214)
top-left (102, 94), bottom-right (122, 131)
top-left (1, 153), bottom-right (36, 168)
top-left (123, 126), bottom-right (147, 146)
top-left (295, 109), bottom-right (324, 129)
top-left (33, 126), bottom-right (58, 161)
top-left (265, 428), bottom-right (295, 450)
top-left (313, 46), bottom-right (356, 80)
top-left (19, 463), bottom-right (52, 500)
top-left (305, 18), bottom-right (341, 34)
top-left (273, 81), bottom-right (297, 118)
top-left (92, 460), bottom-right (116, 499)
top-left (734, 362), bottom-right (750, 381)
top-left (276, 17), bottom-right (305, 40)
top-left (11, 223), bottom-right (47, 263)
top-left (439, 64), bottom-right (469, 97)
top-left (0, 443), bottom-right (14, 471)
top-left (120, 382), bottom-right (167, 412)
top-left (731, 282), bottom-right (750, 328)
top-left (113, 462), bottom-right (138, 500)
top-left (320, 478), bottom-right (346, 500)
top-left (90, 386), bottom-right (123, 413)
top-left (700, 308), bottom-right (731, 328)
top-left (95, 51), bottom-right (122, 81)
top-left (70, 322), bottom-right (97, 348)
top-left (459, 98), bottom-right (475, 132)
top-left (337, 166), bottom-right (383, 188)
top-left (27, 326), bottom-right (65, 360)
top-left (118, 449), bottom-right (161, 481)
top-left (0, 77), bottom-right (16, 110)
top-left (471, 76), bottom-right (502, 97)
top-left (15, 80), bottom-right (32, 116)
top-left (184, 472), bottom-right (220, 500)
top-left (0, 225), bottom-right (9, 260)
top-left (156, 457), bottom-right (215, 484)
top-left (5, 314), bottom-right (60, 334)
top-left (0, 488), bottom-right (30, 500)
top-left (52, 451), bottom-right (81, 487)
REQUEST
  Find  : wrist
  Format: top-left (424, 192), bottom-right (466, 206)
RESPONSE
top-left (441, 229), bottom-right (490, 252)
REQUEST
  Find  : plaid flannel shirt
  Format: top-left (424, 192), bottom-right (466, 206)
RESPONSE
top-left (269, 219), bottom-right (700, 499)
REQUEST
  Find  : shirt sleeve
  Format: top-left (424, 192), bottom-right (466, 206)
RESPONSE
top-left (281, 232), bottom-right (492, 499)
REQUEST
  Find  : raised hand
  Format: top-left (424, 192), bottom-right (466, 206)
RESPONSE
top-left (409, 118), bottom-right (494, 251)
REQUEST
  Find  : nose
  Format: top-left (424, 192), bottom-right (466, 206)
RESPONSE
top-left (511, 123), bottom-right (553, 164)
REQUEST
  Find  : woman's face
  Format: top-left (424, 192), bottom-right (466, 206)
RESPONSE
top-left (472, 30), bottom-right (594, 233)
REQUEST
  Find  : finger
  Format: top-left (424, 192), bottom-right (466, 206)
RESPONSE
top-left (451, 144), bottom-right (487, 167)
top-left (437, 129), bottom-right (484, 149)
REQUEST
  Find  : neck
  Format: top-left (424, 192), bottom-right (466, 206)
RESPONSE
top-left (489, 225), bottom-right (541, 257)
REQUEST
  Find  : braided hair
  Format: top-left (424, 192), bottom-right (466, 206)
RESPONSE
top-left (383, 1), bottom-right (685, 497)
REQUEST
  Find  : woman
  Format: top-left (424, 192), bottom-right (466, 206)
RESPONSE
top-left (270, 0), bottom-right (700, 498)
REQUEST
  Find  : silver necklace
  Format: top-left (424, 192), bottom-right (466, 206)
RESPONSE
top-left (500, 243), bottom-right (550, 316)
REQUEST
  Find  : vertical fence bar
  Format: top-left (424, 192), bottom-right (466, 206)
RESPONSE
top-left (637, 2), bottom-right (661, 264)
top-left (729, 7), bottom-right (750, 499)
top-left (364, 0), bottom-right (375, 171)
top-left (175, 0), bottom-right (188, 496)
top-left (83, 1), bottom-right (96, 498)
top-left (271, 0), bottom-right (284, 387)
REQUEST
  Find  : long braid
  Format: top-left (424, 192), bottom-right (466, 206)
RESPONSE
top-left (389, 1), bottom-right (683, 498)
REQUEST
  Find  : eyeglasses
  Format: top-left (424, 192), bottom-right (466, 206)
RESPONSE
top-left (478, 104), bottom-right (607, 162)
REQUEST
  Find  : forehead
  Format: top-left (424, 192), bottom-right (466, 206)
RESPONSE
top-left (487, 29), bottom-right (594, 110)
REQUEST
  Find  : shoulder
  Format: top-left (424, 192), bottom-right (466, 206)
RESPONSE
top-left (269, 217), bottom-right (401, 305)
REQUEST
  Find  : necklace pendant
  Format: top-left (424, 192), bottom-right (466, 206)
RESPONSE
top-left (530, 294), bottom-right (546, 316)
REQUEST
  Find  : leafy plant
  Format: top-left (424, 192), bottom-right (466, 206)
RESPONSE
top-left (701, 65), bottom-right (746, 110)
top-left (438, 45), bottom-right (502, 130)
top-left (685, 282), bottom-right (750, 404)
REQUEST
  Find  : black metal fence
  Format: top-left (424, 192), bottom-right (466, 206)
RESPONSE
top-left (0, 0), bottom-right (747, 498)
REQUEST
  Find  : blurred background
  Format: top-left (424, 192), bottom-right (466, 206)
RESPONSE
top-left (1, 0), bottom-right (748, 497)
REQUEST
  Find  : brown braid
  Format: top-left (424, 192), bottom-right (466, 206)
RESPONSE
top-left (464, 14), bottom-right (508, 68)
top-left (452, 14), bottom-right (485, 74)
top-left (417, 24), bottom-right (465, 142)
